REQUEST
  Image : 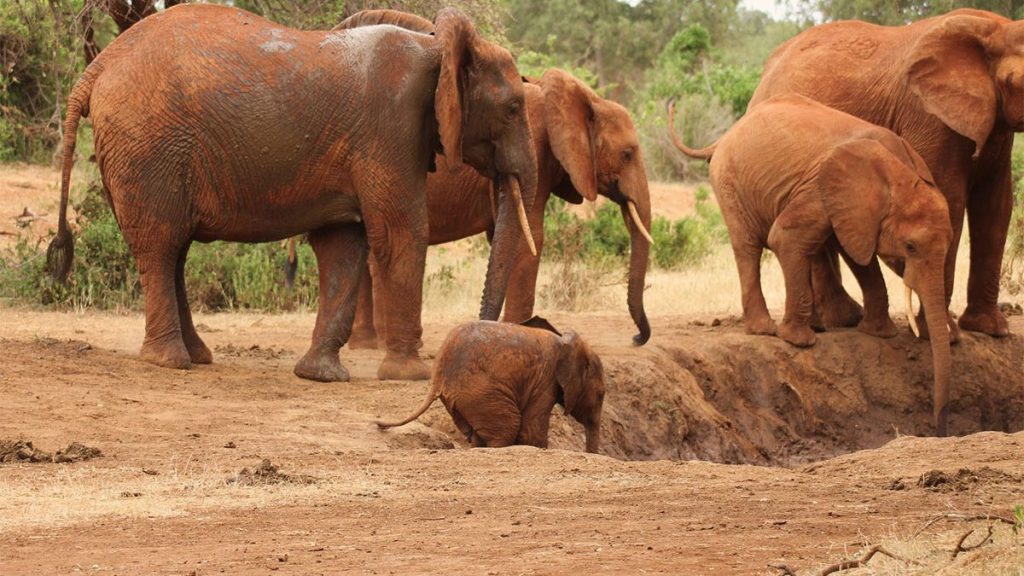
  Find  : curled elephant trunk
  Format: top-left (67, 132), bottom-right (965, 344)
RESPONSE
top-left (479, 173), bottom-right (535, 320)
top-left (620, 201), bottom-right (652, 345)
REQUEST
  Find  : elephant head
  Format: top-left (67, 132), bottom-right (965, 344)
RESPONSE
top-left (555, 330), bottom-right (606, 453)
top-left (905, 10), bottom-right (1024, 156)
top-left (540, 69), bottom-right (653, 345)
top-left (817, 138), bottom-right (954, 436)
top-left (334, 9), bottom-right (539, 323)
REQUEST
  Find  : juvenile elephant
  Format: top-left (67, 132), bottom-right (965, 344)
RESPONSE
top-left (671, 94), bottom-right (954, 436)
top-left (751, 9), bottom-right (1024, 339)
top-left (347, 68), bottom-right (654, 349)
top-left (47, 5), bottom-right (538, 382)
top-left (375, 318), bottom-right (606, 453)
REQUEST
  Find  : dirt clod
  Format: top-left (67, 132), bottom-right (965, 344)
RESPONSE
top-left (226, 459), bottom-right (317, 486)
top-left (0, 439), bottom-right (101, 464)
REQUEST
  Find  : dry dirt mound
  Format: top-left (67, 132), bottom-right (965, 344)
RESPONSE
top-left (0, 439), bottom-right (101, 464)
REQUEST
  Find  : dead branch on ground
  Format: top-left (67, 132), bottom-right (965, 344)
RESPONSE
top-left (950, 525), bottom-right (994, 560)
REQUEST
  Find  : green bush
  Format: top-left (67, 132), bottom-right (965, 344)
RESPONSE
top-left (0, 180), bottom-right (319, 311)
top-left (542, 186), bottom-right (726, 271)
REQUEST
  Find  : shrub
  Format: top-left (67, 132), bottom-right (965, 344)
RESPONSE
top-left (0, 179), bottom-right (319, 311)
top-left (541, 186), bottom-right (726, 271)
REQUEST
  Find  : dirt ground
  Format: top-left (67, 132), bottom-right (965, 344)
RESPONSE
top-left (2, 165), bottom-right (1024, 574)
top-left (1, 309), bottom-right (1023, 575)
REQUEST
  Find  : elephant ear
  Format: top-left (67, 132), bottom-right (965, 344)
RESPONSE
top-left (817, 139), bottom-right (893, 266)
top-left (434, 9), bottom-right (477, 166)
top-left (333, 9), bottom-right (435, 33)
top-left (904, 13), bottom-right (1001, 159)
top-left (521, 316), bottom-right (562, 336)
top-left (541, 68), bottom-right (599, 202)
top-left (556, 331), bottom-right (589, 415)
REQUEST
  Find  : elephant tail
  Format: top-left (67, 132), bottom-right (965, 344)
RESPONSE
top-left (333, 10), bottom-right (435, 34)
top-left (374, 377), bottom-right (442, 429)
top-left (47, 65), bottom-right (99, 283)
top-left (667, 98), bottom-right (717, 160)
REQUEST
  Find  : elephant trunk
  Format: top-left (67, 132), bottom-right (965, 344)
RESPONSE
top-left (479, 173), bottom-right (535, 320)
top-left (920, 280), bottom-right (951, 437)
top-left (584, 421), bottom-right (601, 454)
top-left (620, 199), bottom-right (652, 345)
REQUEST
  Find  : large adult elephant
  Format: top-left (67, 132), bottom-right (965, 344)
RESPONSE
top-left (750, 9), bottom-right (1024, 339)
top-left (46, 4), bottom-right (538, 382)
top-left (344, 67), bottom-right (654, 349)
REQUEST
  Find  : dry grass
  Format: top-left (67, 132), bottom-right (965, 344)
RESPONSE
top-left (418, 228), bottom-right (977, 326)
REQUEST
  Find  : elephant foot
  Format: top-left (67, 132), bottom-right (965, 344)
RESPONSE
top-left (777, 321), bottom-right (816, 348)
top-left (294, 350), bottom-right (351, 382)
top-left (378, 353), bottom-right (431, 381)
top-left (347, 331), bottom-right (379, 350)
top-left (183, 334), bottom-right (213, 364)
top-left (915, 310), bottom-right (962, 344)
top-left (858, 315), bottom-right (898, 338)
top-left (958, 306), bottom-right (1009, 338)
top-left (819, 294), bottom-right (863, 328)
top-left (809, 307), bottom-right (826, 333)
top-left (744, 315), bottom-right (777, 336)
top-left (140, 338), bottom-right (192, 370)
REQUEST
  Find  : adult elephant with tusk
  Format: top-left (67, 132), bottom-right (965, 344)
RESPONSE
top-left (46, 4), bottom-right (538, 382)
top-left (329, 64), bottom-right (654, 350)
top-left (671, 94), bottom-right (955, 436)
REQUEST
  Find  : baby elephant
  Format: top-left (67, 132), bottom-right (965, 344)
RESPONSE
top-left (375, 319), bottom-right (605, 453)
top-left (671, 93), bottom-right (954, 436)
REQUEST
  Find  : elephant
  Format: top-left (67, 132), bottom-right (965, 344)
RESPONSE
top-left (670, 94), bottom-right (954, 436)
top-left (750, 9), bottom-right (1024, 340)
top-left (375, 318), bottom-right (606, 453)
top-left (343, 67), bottom-right (653, 350)
top-left (45, 5), bottom-right (538, 382)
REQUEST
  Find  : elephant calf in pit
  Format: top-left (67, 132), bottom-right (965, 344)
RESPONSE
top-left (375, 319), bottom-right (605, 453)
top-left (671, 93), bottom-right (955, 436)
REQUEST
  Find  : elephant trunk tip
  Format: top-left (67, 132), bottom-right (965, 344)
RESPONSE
top-left (935, 406), bottom-right (949, 438)
top-left (632, 313), bottom-right (651, 346)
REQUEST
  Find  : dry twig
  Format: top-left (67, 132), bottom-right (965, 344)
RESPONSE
top-left (913, 512), bottom-right (1016, 538)
top-left (817, 545), bottom-right (917, 575)
top-left (767, 563), bottom-right (798, 576)
top-left (950, 525), bottom-right (994, 560)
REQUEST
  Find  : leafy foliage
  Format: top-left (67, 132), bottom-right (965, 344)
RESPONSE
top-left (0, 181), bottom-right (319, 311)
top-left (542, 187), bottom-right (726, 271)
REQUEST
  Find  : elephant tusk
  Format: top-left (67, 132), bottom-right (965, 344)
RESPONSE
top-left (628, 201), bottom-right (654, 245)
top-left (905, 283), bottom-right (921, 338)
top-left (509, 175), bottom-right (537, 257)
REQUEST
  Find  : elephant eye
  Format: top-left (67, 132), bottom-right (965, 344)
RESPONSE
top-left (621, 148), bottom-right (634, 163)
top-left (905, 241), bottom-right (918, 255)
top-left (506, 102), bottom-right (521, 119)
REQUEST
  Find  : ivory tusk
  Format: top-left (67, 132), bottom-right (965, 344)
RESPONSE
top-left (905, 283), bottom-right (921, 338)
top-left (628, 201), bottom-right (654, 245)
top-left (508, 175), bottom-right (537, 257)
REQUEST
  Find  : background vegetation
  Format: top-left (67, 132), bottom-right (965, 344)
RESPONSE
top-left (3, 0), bottom-right (1024, 312)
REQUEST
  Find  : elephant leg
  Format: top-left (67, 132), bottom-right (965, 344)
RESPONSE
top-left (500, 203), bottom-right (544, 323)
top-left (348, 262), bottom-right (379, 350)
top-left (174, 241), bottom-right (212, 363)
top-left (734, 243), bottom-right (775, 336)
top-left (838, 252), bottom-right (897, 338)
top-left (515, 406), bottom-right (552, 449)
top-left (776, 249), bottom-right (817, 348)
top-left (294, 224), bottom-right (367, 382)
top-left (961, 161), bottom-right (1012, 337)
top-left (811, 247), bottom-right (863, 328)
top-left (364, 191), bottom-right (431, 381)
top-left (136, 243), bottom-right (192, 370)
